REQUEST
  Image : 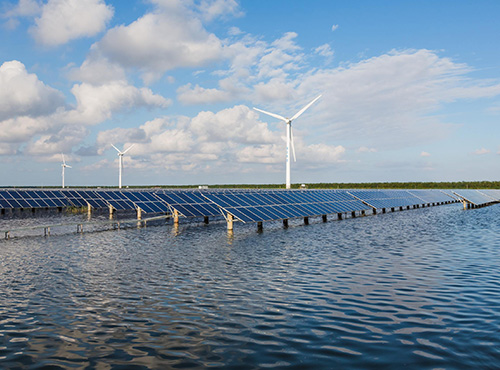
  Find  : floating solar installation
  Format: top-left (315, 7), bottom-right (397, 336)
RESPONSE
top-left (97, 190), bottom-right (136, 211)
top-left (452, 189), bottom-right (498, 206)
top-left (478, 190), bottom-right (500, 202)
top-left (406, 190), bottom-right (456, 204)
top-left (121, 191), bottom-right (169, 213)
top-left (0, 190), bottom-right (69, 209)
top-left (202, 189), bottom-right (370, 223)
top-left (154, 190), bottom-right (221, 218)
top-left (347, 190), bottom-right (423, 209)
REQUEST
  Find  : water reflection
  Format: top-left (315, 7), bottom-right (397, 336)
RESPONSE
top-left (1, 205), bottom-right (500, 368)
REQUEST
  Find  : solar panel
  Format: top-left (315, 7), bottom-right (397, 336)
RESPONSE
top-left (120, 191), bottom-right (169, 213)
top-left (347, 190), bottom-right (422, 209)
top-left (154, 190), bottom-right (221, 218)
top-left (406, 190), bottom-right (456, 204)
top-left (97, 190), bottom-right (136, 210)
top-left (478, 190), bottom-right (500, 202)
top-left (202, 189), bottom-right (370, 223)
top-left (75, 190), bottom-right (109, 209)
top-left (63, 190), bottom-right (89, 207)
top-left (452, 190), bottom-right (497, 206)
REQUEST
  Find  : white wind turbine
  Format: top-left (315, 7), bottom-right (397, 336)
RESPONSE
top-left (111, 144), bottom-right (135, 189)
top-left (61, 154), bottom-right (72, 189)
top-left (253, 94), bottom-right (322, 189)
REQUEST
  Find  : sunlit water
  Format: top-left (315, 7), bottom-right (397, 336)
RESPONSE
top-left (1, 204), bottom-right (500, 369)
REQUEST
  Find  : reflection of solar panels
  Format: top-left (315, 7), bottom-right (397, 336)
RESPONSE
top-left (154, 190), bottom-right (221, 217)
top-left (0, 190), bottom-right (68, 209)
top-left (121, 191), bottom-right (169, 213)
top-left (452, 190), bottom-right (497, 206)
top-left (347, 190), bottom-right (422, 209)
top-left (202, 189), bottom-right (370, 223)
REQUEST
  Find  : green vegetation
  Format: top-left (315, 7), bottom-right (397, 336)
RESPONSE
top-left (4, 181), bottom-right (500, 190)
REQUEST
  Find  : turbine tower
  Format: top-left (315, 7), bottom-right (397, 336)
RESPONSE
top-left (112, 144), bottom-right (135, 189)
top-left (253, 94), bottom-right (322, 189)
top-left (61, 154), bottom-right (72, 189)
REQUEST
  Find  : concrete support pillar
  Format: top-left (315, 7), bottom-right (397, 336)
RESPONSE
top-left (227, 213), bottom-right (234, 231)
top-left (382, 208), bottom-right (386, 214)
top-left (204, 216), bottom-right (209, 224)
top-left (137, 207), bottom-right (142, 220)
top-left (257, 221), bottom-right (263, 231)
top-left (361, 210), bottom-right (366, 216)
top-left (173, 209), bottom-right (179, 225)
top-left (399, 207), bottom-right (403, 211)
top-left (373, 209), bottom-right (377, 215)
top-left (283, 219), bottom-right (289, 228)
top-left (322, 214), bottom-right (327, 222)
top-left (87, 205), bottom-right (92, 218)
top-left (109, 205), bottom-right (115, 219)
top-left (304, 217), bottom-right (309, 225)
top-left (407, 206), bottom-right (410, 210)
top-left (351, 211), bottom-right (356, 218)
top-left (391, 207), bottom-right (395, 212)
top-left (338, 213), bottom-right (343, 220)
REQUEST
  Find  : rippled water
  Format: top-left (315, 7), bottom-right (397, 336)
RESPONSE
top-left (1, 204), bottom-right (500, 369)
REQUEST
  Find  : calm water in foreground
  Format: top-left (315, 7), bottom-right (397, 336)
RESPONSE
top-left (1, 204), bottom-right (500, 369)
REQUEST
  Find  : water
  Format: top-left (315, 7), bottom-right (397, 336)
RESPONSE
top-left (1, 204), bottom-right (500, 369)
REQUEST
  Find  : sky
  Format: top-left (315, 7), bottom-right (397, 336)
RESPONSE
top-left (1, 0), bottom-right (500, 187)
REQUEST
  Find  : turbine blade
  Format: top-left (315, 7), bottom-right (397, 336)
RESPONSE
top-left (122, 143), bottom-right (135, 154)
top-left (290, 126), bottom-right (297, 162)
top-left (61, 153), bottom-right (66, 165)
top-left (253, 107), bottom-right (288, 122)
top-left (66, 165), bottom-right (72, 168)
top-left (111, 144), bottom-right (122, 154)
top-left (290, 94), bottom-right (322, 121)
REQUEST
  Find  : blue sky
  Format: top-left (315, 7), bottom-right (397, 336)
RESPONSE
top-left (1, 0), bottom-right (500, 187)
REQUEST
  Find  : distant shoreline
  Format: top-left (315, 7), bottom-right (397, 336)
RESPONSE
top-left (1, 181), bottom-right (499, 190)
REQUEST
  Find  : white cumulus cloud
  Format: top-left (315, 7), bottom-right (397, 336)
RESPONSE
top-left (31, 0), bottom-right (114, 46)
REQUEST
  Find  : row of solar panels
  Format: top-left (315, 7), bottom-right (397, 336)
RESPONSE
top-left (451, 189), bottom-right (500, 206)
top-left (0, 188), bottom-right (470, 223)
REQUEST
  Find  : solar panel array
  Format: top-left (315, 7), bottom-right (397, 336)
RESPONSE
top-left (452, 190), bottom-right (498, 206)
top-left (0, 190), bottom-right (68, 209)
top-left (406, 190), bottom-right (456, 204)
top-left (154, 190), bottom-right (221, 217)
top-left (0, 187), bottom-right (494, 225)
top-left (478, 190), bottom-right (500, 202)
top-left (122, 191), bottom-right (170, 213)
top-left (202, 189), bottom-right (370, 223)
top-left (347, 190), bottom-right (423, 209)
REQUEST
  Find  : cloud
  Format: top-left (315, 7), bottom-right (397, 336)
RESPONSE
top-left (197, 0), bottom-right (243, 21)
top-left (177, 84), bottom-right (233, 105)
top-left (331, 24), bottom-right (339, 31)
top-left (473, 148), bottom-right (490, 155)
top-left (420, 151), bottom-right (431, 157)
top-left (95, 2), bottom-right (223, 80)
top-left (3, 0), bottom-right (41, 18)
top-left (0, 60), bottom-right (65, 121)
top-left (30, 0), bottom-right (114, 46)
top-left (314, 44), bottom-right (334, 58)
top-left (64, 81), bottom-right (171, 125)
top-left (358, 146), bottom-right (377, 153)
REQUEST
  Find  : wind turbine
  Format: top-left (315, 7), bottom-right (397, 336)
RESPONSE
top-left (61, 154), bottom-right (72, 189)
top-left (253, 94), bottom-right (322, 189)
top-left (112, 144), bottom-right (135, 189)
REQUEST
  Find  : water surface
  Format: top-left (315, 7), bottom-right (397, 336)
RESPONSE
top-left (1, 204), bottom-right (499, 369)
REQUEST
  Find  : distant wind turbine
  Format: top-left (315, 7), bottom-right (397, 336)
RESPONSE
top-left (112, 144), bottom-right (135, 189)
top-left (61, 154), bottom-right (72, 189)
top-left (253, 95), bottom-right (322, 189)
